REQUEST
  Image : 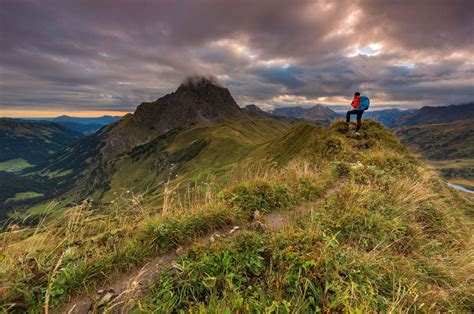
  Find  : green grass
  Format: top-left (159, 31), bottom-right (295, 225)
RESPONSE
top-left (138, 144), bottom-right (473, 312)
top-left (1, 119), bottom-right (472, 312)
top-left (395, 119), bottom-right (474, 160)
top-left (0, 158), bottom-right (33, 172)
top-left (6, 191), bottom-right (44, 203)
top-left (395, 119), bottom-right (474, 183)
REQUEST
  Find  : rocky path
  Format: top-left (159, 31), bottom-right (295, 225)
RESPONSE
top-left (55, 186), bottom-right (338, 314)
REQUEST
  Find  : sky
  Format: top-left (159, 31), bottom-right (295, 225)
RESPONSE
top-left (1, 0), bottom-right (473, 117)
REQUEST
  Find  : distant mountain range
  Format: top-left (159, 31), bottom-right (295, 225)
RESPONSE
top-left (247, 101), bottom-right (474, 129)
top-left (48, 115), bottom-right (122, 125)
top-left (17, 115), bottom-right (123, 135)
top-left (270, 104), bottom-right (341, 125)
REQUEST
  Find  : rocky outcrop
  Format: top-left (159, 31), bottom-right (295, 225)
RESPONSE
top-left (100, 76), bottom-right (242, 160)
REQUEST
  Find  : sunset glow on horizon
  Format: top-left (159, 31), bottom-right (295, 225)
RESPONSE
top-left (0, 109), bottom-right (129, 118)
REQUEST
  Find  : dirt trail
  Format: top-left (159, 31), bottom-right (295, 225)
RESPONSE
top-left (55, 187), bottom-right (338, 313)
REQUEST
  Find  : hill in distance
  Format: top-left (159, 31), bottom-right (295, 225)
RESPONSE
top-left (363, 108), bottom-right (415, 128)
top-left (271, 104), bottom-right (341, 125)
top-left (363, 102), bottom-right (474, 128)
top-left (397, 102), bottom-right (474, 126)
top-left (14, 115), bottom-right (123, 135)
top-left (50, 115), bottom-right (122, 125)
top-left (395, 117), bottom-right (474, 189)
top-left (0, 119), bottom-right (82, 170)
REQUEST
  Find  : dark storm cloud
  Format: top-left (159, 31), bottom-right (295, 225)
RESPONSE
top-left (0, 0), bottom-right (473, 114)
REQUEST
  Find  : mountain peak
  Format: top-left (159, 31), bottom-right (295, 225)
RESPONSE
top-left (178, 75), bottom-right (223, 90)
top-left (101, 75), bottom-right (242, 159)
top-left (243, 104), bottom-right (265, 114)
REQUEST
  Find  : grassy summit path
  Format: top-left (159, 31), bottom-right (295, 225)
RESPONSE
top-left (57, 186), bottom-right (340, 313)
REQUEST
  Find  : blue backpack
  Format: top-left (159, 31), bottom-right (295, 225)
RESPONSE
top-left (359, 96), bottom-right (370, 110)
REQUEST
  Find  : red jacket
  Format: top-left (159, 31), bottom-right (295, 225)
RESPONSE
top-left (351, 95), bottom-right (360, 108)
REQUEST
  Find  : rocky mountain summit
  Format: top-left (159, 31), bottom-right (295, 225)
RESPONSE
top-left (101, 76), bottom-right (242, 160)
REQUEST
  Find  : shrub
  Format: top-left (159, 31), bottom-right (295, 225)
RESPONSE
top-left (331, 162), bottom-right (351, 178)
top-left (223, 181), bottom-right (293, 214)
top-left (296, 177), bottom-right (322, 201)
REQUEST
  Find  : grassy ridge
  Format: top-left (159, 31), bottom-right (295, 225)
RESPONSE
top-left (1, 120), bottom-right (472, 312)
top-left (138, 122), bottom-right (473, 312)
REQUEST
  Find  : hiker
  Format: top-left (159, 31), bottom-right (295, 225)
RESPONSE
top-left (346, 92), bottom-right (369, 131)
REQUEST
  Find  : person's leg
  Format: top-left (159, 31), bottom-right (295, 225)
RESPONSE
top-left (356, 110), bottom-right (363, 131)
top-left (346, 110), bottom-right (356, 123)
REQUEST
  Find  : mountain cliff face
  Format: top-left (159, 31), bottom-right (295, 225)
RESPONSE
top-left (101, 76), bottom-right (242, 160)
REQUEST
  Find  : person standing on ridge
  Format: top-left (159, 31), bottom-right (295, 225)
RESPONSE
top-left (346, 92), bottom-right (370, 131)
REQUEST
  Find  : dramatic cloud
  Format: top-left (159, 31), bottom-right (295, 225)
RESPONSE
top-left (0, 0), bottom-right (473, 115)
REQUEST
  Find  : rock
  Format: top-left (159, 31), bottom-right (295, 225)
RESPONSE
top-left (95, 288), bottom-right (116, 307)
top-left (228, 226), bottom-right (240, 234)
top-left (251, 221), bottom-right (266, 233)
top-left (253, 210), bottom-right (262, 221)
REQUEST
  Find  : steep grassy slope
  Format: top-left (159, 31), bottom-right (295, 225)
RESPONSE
top-left (98, 114), bottom-right (293, 205)
top-left (5, 114), bottom-right (292, 221)
top-left (1, 120), bottom-right (472, 312)
top-left (137, 121), bottom-right (473, 312)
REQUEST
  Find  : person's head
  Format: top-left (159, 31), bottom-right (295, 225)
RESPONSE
top-left (354, 92), bottom-right (360, 97)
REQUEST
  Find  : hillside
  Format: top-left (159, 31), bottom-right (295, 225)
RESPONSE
top-left (395, 119), bottom-right (474, 160)
top-left (397, 102), bottom-right (474, 126)
top-left (1, 118), bottom-right (473, 312)
top-left (272, 104), bottom-right (341, 125)
top-left (395, 118), bottom-right (474, 188)
top-left (0, 119), bottom-right (82, 169)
